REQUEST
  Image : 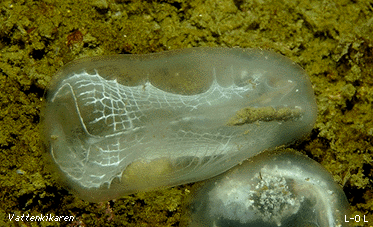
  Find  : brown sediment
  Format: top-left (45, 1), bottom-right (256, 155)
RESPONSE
top-left (227, 106), bottom-right (303, 125)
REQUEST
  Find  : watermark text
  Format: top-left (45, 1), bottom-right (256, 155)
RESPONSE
top-left (9, 213), bottom-right (74, 222)
top-left (345, 215), bottom-right (368, 223)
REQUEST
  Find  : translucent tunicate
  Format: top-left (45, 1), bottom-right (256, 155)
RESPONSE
top-left (186, 149), bottom-right (350, 227)
top-left (42, 47), bottom-right (317, 202)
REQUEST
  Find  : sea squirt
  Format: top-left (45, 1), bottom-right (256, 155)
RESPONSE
top-left (42, 47), bottom-right (317, 202)
top-left (186, 149), bottom-right (350, 227)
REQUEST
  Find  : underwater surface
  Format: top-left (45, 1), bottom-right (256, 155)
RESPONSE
top-left (0, 0), bottom-right (372, 226)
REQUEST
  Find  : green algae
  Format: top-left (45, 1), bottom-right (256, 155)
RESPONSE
top-left (0, 0), bottom-right (372, 226)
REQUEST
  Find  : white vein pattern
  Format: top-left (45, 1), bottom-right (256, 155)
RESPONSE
top-left (50, 71), bottom-right (256, 188)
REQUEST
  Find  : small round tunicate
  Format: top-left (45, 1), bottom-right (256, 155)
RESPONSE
top-left (186, 149), bottom-right (350, 227)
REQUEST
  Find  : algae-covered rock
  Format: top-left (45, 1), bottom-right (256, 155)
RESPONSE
top-left (0, 0), bottom-right (372, 226)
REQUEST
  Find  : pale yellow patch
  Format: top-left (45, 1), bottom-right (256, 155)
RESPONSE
top-left (121, 158), bottom-right (173, 192)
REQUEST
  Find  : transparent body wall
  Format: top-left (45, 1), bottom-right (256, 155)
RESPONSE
top-left (42, 47), bottom-right (317, 202)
